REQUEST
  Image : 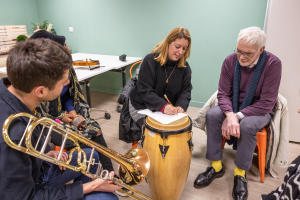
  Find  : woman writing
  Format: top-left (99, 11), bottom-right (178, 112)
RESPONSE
top-left (129, 27), bottom-right (193, 130)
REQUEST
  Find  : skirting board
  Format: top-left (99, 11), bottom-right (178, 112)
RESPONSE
top-left (87, 86), bottom-right (205, 108)
top-left (189, 101), bottom-right (204, 108)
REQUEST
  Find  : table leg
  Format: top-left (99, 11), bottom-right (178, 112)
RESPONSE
top-left (121, 67), bottom-right (126, 87)
top-left (85, 80), bottom-right (92, 107)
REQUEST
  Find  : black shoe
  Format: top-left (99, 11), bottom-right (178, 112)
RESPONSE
top-left (194, 166), bottom-right (225, 188)
top-left (232, 175), bottom-right (248, 200)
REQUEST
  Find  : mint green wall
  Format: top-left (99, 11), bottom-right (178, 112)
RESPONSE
top-left (2, 0), bottom-right (268, 107)
top-left (0, 0), bottom-right (39, 35)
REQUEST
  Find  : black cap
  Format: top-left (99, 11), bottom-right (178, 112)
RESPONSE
top-left (30, 30), bottom-right (66, 46)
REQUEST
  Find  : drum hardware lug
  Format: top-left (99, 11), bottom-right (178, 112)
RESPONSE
top-left (159, 136), bottom-right (169, 159)
top-left (159, 144), bottom-right (169, 159)
top-left (187, 139), bottom-right (194, 151)
top-left (188, 130), bottom-right (194, 151)
top-left (141, 124), bottom-right (145, 147)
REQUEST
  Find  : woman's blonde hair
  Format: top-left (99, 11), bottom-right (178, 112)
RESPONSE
top-left (151, 27), bottom-right (191, 68)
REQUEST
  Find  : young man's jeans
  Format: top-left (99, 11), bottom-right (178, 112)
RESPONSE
top-left (42, 148), bottom-right (118, 200)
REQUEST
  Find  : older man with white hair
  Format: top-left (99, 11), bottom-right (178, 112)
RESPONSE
top-left (194, 27), bottom-right (282, 200)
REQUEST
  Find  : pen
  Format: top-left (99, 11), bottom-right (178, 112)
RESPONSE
top-left (164, 94), bottom-right (177, 115)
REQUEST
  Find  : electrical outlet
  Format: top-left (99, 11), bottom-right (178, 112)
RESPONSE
top-left (69, 27), bottom-right (73, 32)
top-left (136, 68), bottom-right (140, 75)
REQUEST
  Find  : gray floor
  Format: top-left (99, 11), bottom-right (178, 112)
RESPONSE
top-left (88, 90), bottom-right (299, 200)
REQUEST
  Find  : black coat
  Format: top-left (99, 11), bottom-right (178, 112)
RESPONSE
top-left (118, 77), bottom-right (142, 142)
top-left (130, 54), bottom-right (192, 111)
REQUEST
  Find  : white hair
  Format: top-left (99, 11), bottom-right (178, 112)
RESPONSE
top-left (237, 27), bottom-right (267, 50)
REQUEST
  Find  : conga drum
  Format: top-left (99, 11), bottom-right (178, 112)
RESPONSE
top-left (143, 116), bottom-right (193, 200)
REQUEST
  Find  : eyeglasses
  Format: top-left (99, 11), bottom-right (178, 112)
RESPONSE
top-left (234, 49), bottom-right (258, 58)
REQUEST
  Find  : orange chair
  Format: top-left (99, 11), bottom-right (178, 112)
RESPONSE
top-left (129, 61), bottom-right (143, 149)
top-left (132, 141), bottom-right (138, 149)
top-left (222, 127), bottom-right (268, 183)
top-left (129, 61), bottom-right (142, 79)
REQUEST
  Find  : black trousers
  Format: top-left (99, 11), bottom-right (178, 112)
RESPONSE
top-left (80, 134), bottom-right (114, 172)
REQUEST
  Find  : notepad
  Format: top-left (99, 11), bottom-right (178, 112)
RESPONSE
top-left (138, 109), bottom-right (188, 125)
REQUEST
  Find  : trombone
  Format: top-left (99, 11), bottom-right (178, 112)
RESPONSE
top-left (2, 112), bottom-right (152, 200)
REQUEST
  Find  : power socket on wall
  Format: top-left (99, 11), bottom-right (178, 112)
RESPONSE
top-left (136, 68), bottom-right (140, 75)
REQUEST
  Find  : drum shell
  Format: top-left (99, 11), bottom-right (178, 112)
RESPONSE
top-left (143, 116), bottom-right (192, 200)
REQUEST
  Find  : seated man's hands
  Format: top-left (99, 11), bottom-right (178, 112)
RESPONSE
top-left (222, 112), bottom-right (240, 139)
top-left (82, 171), bottom-right (121, 194)
top-left (46, 151), bottom-right (68, 170)
top-left (164, 104), bottom-right (178, 115)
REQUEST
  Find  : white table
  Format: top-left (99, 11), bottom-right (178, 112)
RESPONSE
top-left (72, 53), bottom-right (142, 107)
top-left (0, 53), bottom-right (143, 108)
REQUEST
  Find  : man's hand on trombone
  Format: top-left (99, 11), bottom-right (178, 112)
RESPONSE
top-left (82, 171), bottom-right (121, 194)
top-left (46, 151), bottom-right (69, 170)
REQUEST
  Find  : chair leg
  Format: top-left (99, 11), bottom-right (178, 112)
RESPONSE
top-left (257, 128), bottom-right (267, 183)
top-left (132, 141), bottom-right (138, 149)
top-left (222, 137), bottom-right (227, 149)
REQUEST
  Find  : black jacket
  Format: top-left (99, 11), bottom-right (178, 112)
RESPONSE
top-left (118, 77), bottom-right (142, 142)
top-left (0, 78), bottom-right (84, 200)
top-left (130, 54), bottom-right (192, 111)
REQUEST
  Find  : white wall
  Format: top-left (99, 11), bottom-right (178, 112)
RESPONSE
top-left (265, 0), bottom-right (300, 142)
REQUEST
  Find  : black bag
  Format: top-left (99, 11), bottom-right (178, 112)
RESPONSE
top-left (118, 77), bottom-right (142, 143)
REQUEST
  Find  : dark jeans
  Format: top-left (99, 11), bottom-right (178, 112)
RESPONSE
top-left (42, 148), bottom-right (118, 200)
top-left (80, 135), bottom-right (114, 172)
top-left (51, 132), bottom-right (114, 172)
top-left (205, 106), bottom-right (271, 171)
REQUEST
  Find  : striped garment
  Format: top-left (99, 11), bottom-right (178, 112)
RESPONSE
top-left (262, 155), bottom-right (300, 200)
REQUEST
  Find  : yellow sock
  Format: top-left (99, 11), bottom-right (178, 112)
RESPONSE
top-left (234, 167), bottom-right (245, 178)
top-left (211, 160), bottom-right (222, 172)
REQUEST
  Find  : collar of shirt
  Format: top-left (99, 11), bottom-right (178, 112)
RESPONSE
top-left (0, 78), bottom-right (34, 115)
top-left (248, 56), bottom-right (259, 68)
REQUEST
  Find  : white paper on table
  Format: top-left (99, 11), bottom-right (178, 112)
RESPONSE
top-left (138, 109), bottom-right (188, 125)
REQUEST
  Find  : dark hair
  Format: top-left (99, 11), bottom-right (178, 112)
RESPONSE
top-left (7, 38), bottom-right (72, 93)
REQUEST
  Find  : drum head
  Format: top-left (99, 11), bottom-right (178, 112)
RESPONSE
top-left (145, 116), bottom-right (192, 138)
top-left (146, 116), bottom-right (190, 131)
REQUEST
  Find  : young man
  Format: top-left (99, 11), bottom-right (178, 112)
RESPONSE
top-left (0, 38), bottom-right (120, 200)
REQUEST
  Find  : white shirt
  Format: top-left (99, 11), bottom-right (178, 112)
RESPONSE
top-left (248, 56), bottom-right (259, 68)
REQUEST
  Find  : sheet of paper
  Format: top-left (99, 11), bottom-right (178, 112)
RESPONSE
top-left (138, 109), bottom-right (188, 125)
